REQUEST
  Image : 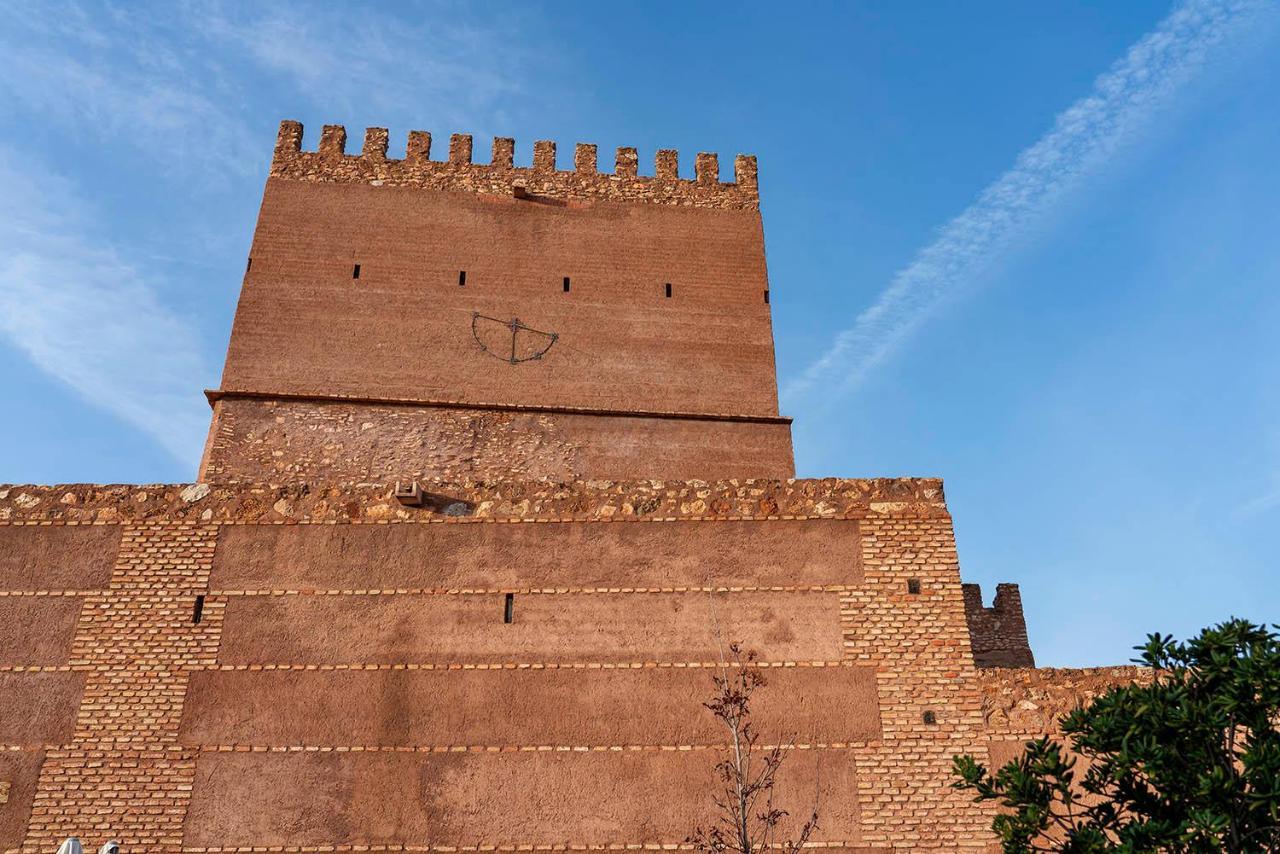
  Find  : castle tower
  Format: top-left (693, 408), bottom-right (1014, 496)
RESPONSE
top-left (0, 120), bottom-right (1079, 854)
top-left (199, 121), bottom-right (793, 483)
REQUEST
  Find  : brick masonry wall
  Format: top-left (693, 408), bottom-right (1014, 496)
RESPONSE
top-left (220, 172), bottom-right (780, 417)
top-left (199, 396), bottom-right (795, 483)
top-left (962, 583), bottom-right (1035, 668)
top-left (0, 480), bottom-right (1069, 852)
top-left (21, 523), bottom-right (220, 852)
top-left (843, 517), bottom-right (996, 850)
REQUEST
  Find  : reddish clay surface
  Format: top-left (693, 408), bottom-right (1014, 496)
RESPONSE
top-left (184, 749), bottom-right (860, 848)
top-left (987, 738), bottom-right (1030, 769)
top-left (0, 750), bottom-right (44, 849)
top-left (179, 665), bottom-right (881, 746)
top-left (200, 396), bottom-right (795, 482)
top-left (223, 179), bottom-right (779, 418)
top-left (0, 525), bottom-right (118, 590)
top-left (0, 598), bottom-right (82, 665)
top-left (0, 673), bottom-right (84, 744)
top-left (217, 590), bottom-right (844, 664)
top-left (210, 518), bottom-right (861, 590)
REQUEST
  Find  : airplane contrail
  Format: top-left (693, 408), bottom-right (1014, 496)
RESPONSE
top-left (782, 0), bottom-right (1273, 405)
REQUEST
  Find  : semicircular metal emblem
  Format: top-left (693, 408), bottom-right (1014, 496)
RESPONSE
top-left (471, 313), bottom-right (559, 364)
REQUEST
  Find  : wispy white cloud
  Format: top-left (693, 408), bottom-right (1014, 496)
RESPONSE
top-left (0, 0), bottom-right (545, 472)
top-left (0, 1), bottom-right (539, 177)
top-left (0, 153), bottom-right (210, 464)
top-left (0, 1), bottom-right (261, 178)
top-left (783, 0), bottom-right (1275, 405)
top-left (1237, 488), bottom-right (1280, 516)
top-left (195, 1), bottom-right (535, 133)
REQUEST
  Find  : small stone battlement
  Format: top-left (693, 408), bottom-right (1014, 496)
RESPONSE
top-left (269, 120), bottom-right (760, 210)
top-left (963, 582), bottom-right (1035, 668)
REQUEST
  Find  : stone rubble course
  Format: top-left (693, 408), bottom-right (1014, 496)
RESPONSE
top-left (0, 478), bottom-right (946, 525)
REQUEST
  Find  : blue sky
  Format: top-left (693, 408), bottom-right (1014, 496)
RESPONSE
top-left (0, 0), bottom-right (1276, 667)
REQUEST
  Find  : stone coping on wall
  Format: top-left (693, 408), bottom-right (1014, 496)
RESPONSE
top-left (978, 666), bottom-right (1154, 737)
top-left (270, 120), bottom-right (761, 211)
top-left (0, 477), bottom-right (945, 525)
top-left (205, 388), bottom-right (794, 425)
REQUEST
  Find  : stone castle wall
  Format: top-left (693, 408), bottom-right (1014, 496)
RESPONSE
top-left (0, 479), bottom-right (979, 852)
top-left (199, 394), bottom-right (794, 483)
top-left (978, 665), bottom-right (1154, 771)
top-left (222, 166), bottom-right (780, 418)
top-left (0, 481), bottom-right (1143, 851)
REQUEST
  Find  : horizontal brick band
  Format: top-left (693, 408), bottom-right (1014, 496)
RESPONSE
top-left (209, 584), bottom-right (855, 596)
top-left (191, 660), bottom-right (857, 671)
top-left (206, 387), bottom-right (793, 426)
top-left (0, 590), bottom-right (96, 596)
top-left (191, 742), bottom-right (870, 753)
top-left (185, 847), bottom-right (868, 852)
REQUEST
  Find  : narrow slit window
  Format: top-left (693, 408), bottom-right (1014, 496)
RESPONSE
top-left (246, 257), bottom-right (252, 273)
top-left (503, 593), bottom-right (514, 624)
top-left (563, 277), bottom-right (571, 293)
top-left (763, 289), bottom-right (770, 304)
top-left (664, 282), bottom-right (673, 298)
top-left (192, 595), bottom-right (205, 625)
top-left (907, 578), bottom-right (921, 595)
top-left (352, 263), bottom-right (361, 279)
top-left (458, 270), bottom-right (467, 287)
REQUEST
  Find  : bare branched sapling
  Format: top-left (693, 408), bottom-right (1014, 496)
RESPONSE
top-left (688, 643), bottom-right (819, 854)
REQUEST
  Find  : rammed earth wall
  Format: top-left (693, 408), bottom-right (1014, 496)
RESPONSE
top-left (0, 480), bottom-right (1143, 852)
top-left (203, 121), bottom-right (789, 483)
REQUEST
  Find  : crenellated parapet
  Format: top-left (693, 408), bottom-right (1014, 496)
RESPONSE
top-left (963, 582), bottom-right (1035, 668)
top-left (269, 120), bottom-right (760, 210)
